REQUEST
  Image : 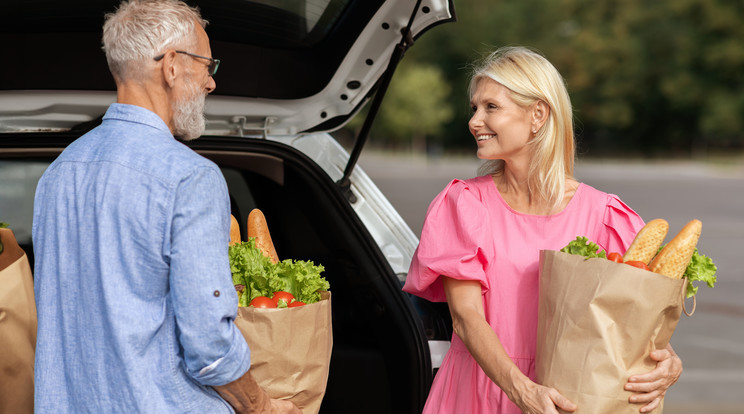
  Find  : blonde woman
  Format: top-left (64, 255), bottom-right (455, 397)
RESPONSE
top-left (403, 46), bottom-right (682, 414)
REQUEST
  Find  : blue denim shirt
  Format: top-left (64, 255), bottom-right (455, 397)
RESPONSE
top-left (32, 103), bottom-right (250, 413)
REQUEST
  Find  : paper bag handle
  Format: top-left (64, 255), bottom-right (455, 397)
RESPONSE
top-left (681, 280), bottom-right (696, 317)
top-left (683, 295), bottom-right (696, 317)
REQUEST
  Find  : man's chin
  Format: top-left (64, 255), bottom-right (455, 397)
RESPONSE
top-left (172, 119), bottom-right (205, 141)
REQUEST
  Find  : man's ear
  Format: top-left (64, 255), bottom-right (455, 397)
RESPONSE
top-left (160, 50), bottom-right (179, 88)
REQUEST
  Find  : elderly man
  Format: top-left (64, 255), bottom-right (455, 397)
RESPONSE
top-left (31, 1), bottom-right (300, 412)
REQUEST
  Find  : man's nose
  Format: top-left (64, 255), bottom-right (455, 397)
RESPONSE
top-left (206, 76), bottom-right (216, 94)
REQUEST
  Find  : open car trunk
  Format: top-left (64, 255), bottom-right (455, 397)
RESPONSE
top-left (0, 132), bottom-right (434, 413)
top-left (195, 136), bottom-right (434, 413)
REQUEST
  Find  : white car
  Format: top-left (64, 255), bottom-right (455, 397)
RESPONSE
top-left (0, 1), bottom-right (455, 412)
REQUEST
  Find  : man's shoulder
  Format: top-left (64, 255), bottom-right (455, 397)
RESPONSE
top-left (67, 121), bottom-right (218, 184)
top-left (159, 134), bottom-right (216, 163)
top-left (145, 137), bottom-right (220, 184)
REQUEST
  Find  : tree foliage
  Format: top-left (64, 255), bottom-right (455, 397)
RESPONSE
top-left (347, 62), bottom-right (454, 152)
top-left (363, 0), bottom-right (744, 157)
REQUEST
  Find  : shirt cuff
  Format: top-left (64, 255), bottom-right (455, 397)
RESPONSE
top-left (192, 326), bottom-right (251, 386)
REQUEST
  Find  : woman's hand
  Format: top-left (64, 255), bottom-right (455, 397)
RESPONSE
top-left (512, 380), bottom-right (577, 414)
top-left (624, 344), bottom-right (682, 413)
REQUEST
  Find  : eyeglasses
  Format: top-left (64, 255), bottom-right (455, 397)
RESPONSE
top-left (154, 50), bottom-right (220, 76)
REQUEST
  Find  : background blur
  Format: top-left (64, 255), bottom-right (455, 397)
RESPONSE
top-left (348, 1), bottom-right (744, 412)
top-left (336, 0), bottom-right (744, 160)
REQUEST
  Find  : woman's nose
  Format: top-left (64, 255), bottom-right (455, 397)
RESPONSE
top-left (469, 111), bottom-right (483, 129)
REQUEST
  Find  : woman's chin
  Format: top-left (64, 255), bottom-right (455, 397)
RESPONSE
top-left (476, 148), bottom-right (496, 160)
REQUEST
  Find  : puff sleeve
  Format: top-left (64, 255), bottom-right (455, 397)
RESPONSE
top-left (599, 194), bottom-right (645, 254)
top-left (403, 179), bottom-right (493, 302)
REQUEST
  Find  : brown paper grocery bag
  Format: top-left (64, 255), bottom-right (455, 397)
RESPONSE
top-left (234, 291), bottom-right (332, 414)
top-left (0, 228), bottom-right (36, 414)
top-left (537, 250), bottom-right (687, 414)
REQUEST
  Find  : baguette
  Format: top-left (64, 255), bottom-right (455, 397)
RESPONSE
top-left (623, 218), bottom-right (669, 264)
top-left (229, 214), bottom-right (241, 245)
top-left (649, 219), bottom-right (702, 279)
top-left (247, 208), bottom-right (280, 264)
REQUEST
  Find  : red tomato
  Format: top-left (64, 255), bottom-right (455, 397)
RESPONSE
top-left (250, 296), bottom-right (276, 308)
top-left (288, 301), bottom-right (306, 308)
top-left (607, 252), bottom-right (623, 263)
top-left (625, 261), bottom-right (650, 271)
top-left (272, 291), bottom-right (295, 307)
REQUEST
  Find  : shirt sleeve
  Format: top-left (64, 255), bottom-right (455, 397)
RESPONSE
top-left (599, 193), bottom-right (646, 254)
top-left (168, 165), bottom-right (251, 386)
top-left (403, 179), bottom-right (492, 302)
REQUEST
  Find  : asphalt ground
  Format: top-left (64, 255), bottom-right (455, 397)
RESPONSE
top-left (359, 151), bottom-right (744, 414)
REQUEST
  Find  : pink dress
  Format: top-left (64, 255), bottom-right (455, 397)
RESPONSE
top-left (403, 176), bottom-right (645, 413)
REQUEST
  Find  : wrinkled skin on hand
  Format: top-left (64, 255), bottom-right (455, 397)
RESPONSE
top-left (625, 345), bottom-right (683, 413)
top-left (513, 381), bottom-right (577, 414)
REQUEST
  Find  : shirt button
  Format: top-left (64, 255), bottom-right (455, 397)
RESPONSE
top-left (213, 290), bottom-right (220, 297)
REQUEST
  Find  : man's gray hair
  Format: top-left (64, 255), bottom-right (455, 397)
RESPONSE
top-left (102, 0), bottom-right (207, 82)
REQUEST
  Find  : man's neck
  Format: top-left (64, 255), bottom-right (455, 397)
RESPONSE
top-left (116, 81), bottom-right (174, 134)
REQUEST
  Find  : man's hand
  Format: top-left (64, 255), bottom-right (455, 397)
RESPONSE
top-left (213, 370), bottom-right (302, 414)
top-left (267, 398), bottom-right (302, 414)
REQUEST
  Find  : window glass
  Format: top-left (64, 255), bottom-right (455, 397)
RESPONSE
top-left (0, 160), bottom-right (49, 245)
top-left (3, 0), bottom-right (352, 48)
top-left (205, 0), bottom-right (352, 48)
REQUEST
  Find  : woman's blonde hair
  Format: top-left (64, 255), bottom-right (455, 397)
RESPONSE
top-left (471, 46), bottom-right (575, 210)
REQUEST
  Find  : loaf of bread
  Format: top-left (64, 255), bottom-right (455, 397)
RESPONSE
top-left (230, 214), bottom-right (241, 245)
top-left (649, 219), bottom-right (702, 279)
top-left (247, 208), bottom-right (280, 264)
top-left (623, 218), bottom-right (669, 264)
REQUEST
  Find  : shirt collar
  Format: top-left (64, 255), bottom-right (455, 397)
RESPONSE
top-left (103, 103), bottom-right (171, 134)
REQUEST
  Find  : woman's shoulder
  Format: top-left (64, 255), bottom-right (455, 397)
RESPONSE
top-left (436, 175), bottom-right (494, 203)
top-left (423, 175), bottom-right (495, 220)
top-left (577, 182), bottom-right (633, 211)
top-left (576, 182), bottom-right (645, 241)
top-left (446, 175), bottom-right (493, 192)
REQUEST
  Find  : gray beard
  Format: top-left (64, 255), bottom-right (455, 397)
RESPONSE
top-left (172, 81), bottom-right (206, 141)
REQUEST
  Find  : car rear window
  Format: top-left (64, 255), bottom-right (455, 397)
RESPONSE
top-left (205, 0), bottom-right (352, 48)
top-left (2, 0), bottom-right (351, 48)
top-left (1, 0), bottom-right (383, 99)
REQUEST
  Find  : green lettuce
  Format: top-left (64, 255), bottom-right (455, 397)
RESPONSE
top-left (560, 236), bottom-right (607, 259)
top-left (681, 248), bottom-right (717, 298)
top-left (0, 221), bottom-right (8, 254)
top-left (229, 238), bottom-right (329, 306)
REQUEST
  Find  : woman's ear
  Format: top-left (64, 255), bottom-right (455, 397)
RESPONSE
top-left (532, 100), bottom-right (550, 130)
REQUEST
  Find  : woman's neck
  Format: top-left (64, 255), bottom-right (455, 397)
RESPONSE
top-left (492, 165), bottom-right (577, 215)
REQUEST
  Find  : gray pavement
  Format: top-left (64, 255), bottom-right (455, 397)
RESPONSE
top-left (359, 151), bottom-right (744, 414)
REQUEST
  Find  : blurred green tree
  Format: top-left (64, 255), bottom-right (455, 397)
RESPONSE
top-left (348, 62), bottom-right (454, 153)
top-left (365, 0), bottom-right (744, 157)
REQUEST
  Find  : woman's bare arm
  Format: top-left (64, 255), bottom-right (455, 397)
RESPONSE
top-left (442, 276), bottom-right (575, 414)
